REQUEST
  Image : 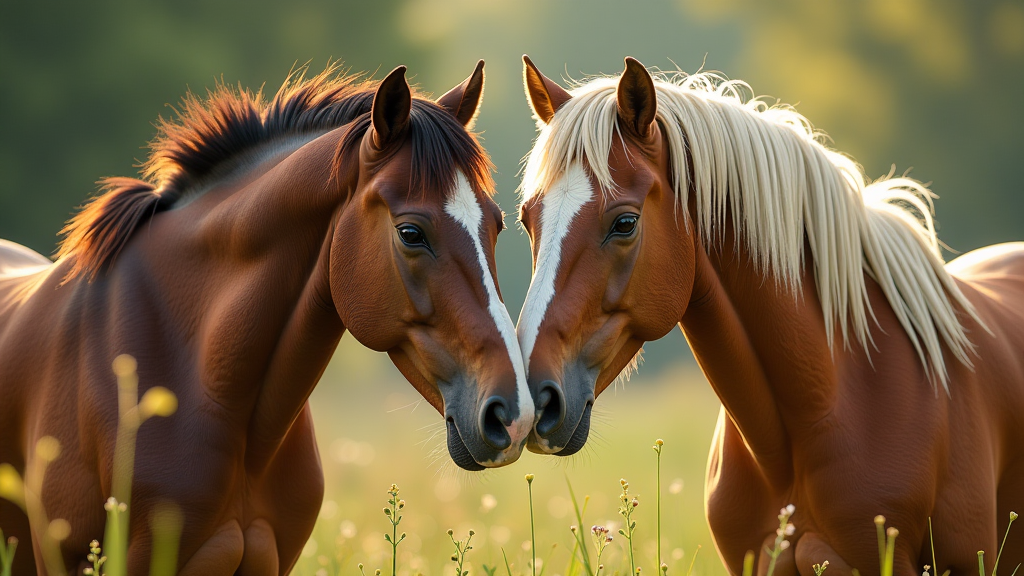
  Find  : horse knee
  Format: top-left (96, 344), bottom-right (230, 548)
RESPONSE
top-left (794, 533), bottom-right (854, 576)
top-left (178, 520), bottom-right (244, 576)
top-left (239, 519), bottom-right (280, 576)
top-left (759, 533), bottom-right (798, 576)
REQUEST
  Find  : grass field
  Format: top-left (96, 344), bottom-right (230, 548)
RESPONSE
top-left (2, 336), bottom-right (1019, 576)
top-left (295, 336), bottom-right (726, 576)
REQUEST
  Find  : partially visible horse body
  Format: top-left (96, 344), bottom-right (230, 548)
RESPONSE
top-left (515, 56), bottom-right (1024, 575)
top-left (0, 61), bottom-right (533, 575)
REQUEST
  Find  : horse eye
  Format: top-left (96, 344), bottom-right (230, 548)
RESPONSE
top-left (610, 214), bottom-right (639, 236)
top-left (397, 224), bottom-right (428, 248)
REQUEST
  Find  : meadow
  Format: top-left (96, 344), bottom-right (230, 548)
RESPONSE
top-left (0, 332), bottom-right (731, 576)
top-left (2, 318), bottom-right (1020, 576)
top-left (296, 336), bottom-right (724, 576)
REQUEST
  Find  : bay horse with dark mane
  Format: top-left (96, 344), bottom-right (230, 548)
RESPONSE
top-left (0, 61), bottom-right (534, 575)
top-left (515, 56), bottom-right (1024, 575)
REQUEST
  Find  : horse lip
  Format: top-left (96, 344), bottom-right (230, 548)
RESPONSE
top-left (445, 417), bottom-right (484, 471)
top-left (527, 397), bottom-right (593, 455)
top-left (554, 401), bottom-right (592, 456)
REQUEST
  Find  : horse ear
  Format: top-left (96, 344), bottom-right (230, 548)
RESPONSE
top-left (523, 55), bottom-right (572, 124)
top-left (371, 65), bottom-right (412, 148)
top-left (617, 57), bottom-right (657, 139)
top-left (437, 60), bottom-right (485, 128)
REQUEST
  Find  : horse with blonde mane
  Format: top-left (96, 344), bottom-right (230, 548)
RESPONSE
top-left (515, 55), bottom-right (1024, 575)
top-left (0, 61), bottom-right (534, 575)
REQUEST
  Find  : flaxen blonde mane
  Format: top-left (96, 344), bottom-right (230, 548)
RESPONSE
top-left (522, 71), bottom-right (984, 388)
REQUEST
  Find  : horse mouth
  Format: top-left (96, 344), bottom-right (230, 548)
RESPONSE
top-left (446, 418), bottom-right (485, 471)
top-left (528, 402), bottom-right (592, 456)
top-left (554, 403), bottom-right (591, 456)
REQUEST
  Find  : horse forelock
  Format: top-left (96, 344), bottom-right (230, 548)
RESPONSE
top-left (521, 69), bottom-right (985, 389)
top-left (333, 99), bottom-right (495, 204)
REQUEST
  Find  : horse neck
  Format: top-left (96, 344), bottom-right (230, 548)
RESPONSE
top-left (167, 130), bottom-right (351, 469)
top-left (680, 221), bottom-right (839, 488)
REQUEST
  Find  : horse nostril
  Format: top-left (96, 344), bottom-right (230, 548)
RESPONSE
top-left (479, 396), bottom-right (513, 451)
top-left (535, 381), bottom-right (566, 438)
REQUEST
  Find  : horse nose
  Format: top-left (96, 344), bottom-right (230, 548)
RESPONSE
top-left (535, 380), bottom-right (566, 438)
top-left (479, 396), bottom-right (513, 451)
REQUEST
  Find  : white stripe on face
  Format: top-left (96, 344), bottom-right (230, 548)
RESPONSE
top-left (517, 163), bottom-right (595, 376)
top-left (444, 171), bottom-right (535, 448)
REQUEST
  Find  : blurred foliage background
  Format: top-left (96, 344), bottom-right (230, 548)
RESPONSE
top-left (1, 0), bottom-right (1022, 574)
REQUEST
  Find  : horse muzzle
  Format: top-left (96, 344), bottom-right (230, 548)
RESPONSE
top-left (444, 394), bottom-right (530, 470)
top-left (526, 376), bottom-right (595, 456)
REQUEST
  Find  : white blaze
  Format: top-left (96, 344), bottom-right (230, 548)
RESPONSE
top-left (517, 163), bottom-right (595, 376)
top-left (444, 171), bottom-right (535, 444)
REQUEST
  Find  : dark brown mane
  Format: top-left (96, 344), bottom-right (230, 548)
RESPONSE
top-left (333, 99), bottom-right (494, 202)
top-left (57, 62), bottom-right (493, 281)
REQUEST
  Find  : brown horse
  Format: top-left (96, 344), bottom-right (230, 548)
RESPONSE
top-left (0, 61), bottom-right (534, 575)
top-left (515, 55), bottom-right (1024, 576)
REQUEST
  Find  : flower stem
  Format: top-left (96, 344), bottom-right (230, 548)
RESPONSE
top-left (526, 474), bottom-right (536, 576)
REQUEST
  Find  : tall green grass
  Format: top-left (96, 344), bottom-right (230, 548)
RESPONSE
top-left (0, 355), bottom-right (178, 576)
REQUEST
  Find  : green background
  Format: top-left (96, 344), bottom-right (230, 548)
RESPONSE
top-left (2, 1), bottom-right (1022, 573)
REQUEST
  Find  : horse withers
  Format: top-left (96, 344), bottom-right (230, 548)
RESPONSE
top-left (515, 55), bottom-right (1024, 575)
top-left (0, 61), bottom-right (533, 575)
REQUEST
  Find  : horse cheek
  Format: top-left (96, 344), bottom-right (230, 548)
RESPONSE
top-left (330, 221), bottom-right (403, 351)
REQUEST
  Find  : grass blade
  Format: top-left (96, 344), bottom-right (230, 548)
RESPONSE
top-left (930, 517), bottom-right (938, 576)
top-left (686, 545), bottom-right (701, 576)
top-left (565, 476), bottom-right (594, 576)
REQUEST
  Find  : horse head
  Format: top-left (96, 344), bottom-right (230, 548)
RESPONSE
top-left (330, 62), bottom-right (534, 470)
top-left (516, 56), bottom-right (695, 456)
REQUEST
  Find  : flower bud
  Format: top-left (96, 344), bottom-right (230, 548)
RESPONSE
top-left (47, 518), bottom-right (71, 541)
top-left (0, 464), bottom-right (25, 505)
top-left (36, 436), bottom-right (61, 463)
top-left (139, 387), bottom-right (178, 419)
top-left (112, 354), bottom-right (137, 377)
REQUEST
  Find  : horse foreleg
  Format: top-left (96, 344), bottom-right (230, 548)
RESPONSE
top-left (793, 532), bottom-right (917, 576)
top-left (175, 520), bottom-right (244, 576)
top-left (758, 533), bottom-right (797, 576)
top-left (794, 533), bottom-right (855, 576)
top-left (239, 518), bottom-right (280, 575)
